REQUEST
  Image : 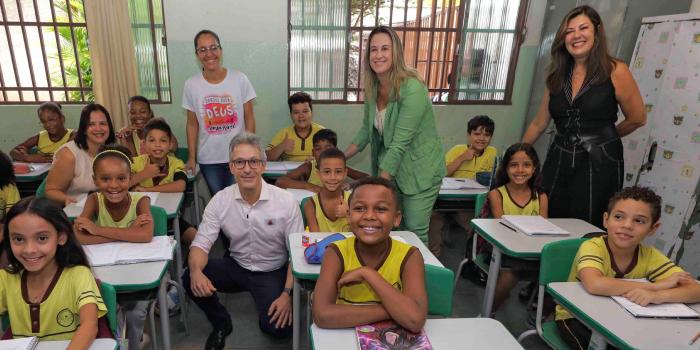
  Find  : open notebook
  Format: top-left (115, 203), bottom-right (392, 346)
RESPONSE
top-left (501, 215), bottom-right (569, 236)
top-left (611, 295), bottom-right (700, 319)
top-left (440, 177), bottom-right (486, 190)
top-left (0, 337), bottom-right (38, 350)
top-left (83, 236), bottom-right (175, 266)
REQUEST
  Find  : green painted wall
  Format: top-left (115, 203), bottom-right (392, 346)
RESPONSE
top-left (0, 0), bottom-right (540, 176)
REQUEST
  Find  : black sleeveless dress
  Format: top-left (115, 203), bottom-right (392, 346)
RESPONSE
top-left (542, 71), bottom-right (623, 229)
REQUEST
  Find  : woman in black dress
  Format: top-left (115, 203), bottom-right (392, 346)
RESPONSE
top-left (522, 5), bottom-right (646, 229)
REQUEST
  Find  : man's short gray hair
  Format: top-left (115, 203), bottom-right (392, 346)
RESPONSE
top-left (229, 132), bottom-right (267, 162)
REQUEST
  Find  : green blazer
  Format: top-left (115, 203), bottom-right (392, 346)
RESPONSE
top-left (351, 78), bottom-right (446, 195)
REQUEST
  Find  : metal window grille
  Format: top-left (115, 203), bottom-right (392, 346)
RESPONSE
top-left (0, 0), bottom-right (171, 104)
top-left (289, 0), bottom-right (528, 104)
top-left (128, 0), bottom-right (171, 103)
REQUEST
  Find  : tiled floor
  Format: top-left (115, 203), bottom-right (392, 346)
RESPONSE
top-left (160, 223), bottom-right (549, 349)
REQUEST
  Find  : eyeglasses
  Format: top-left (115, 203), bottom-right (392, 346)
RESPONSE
top-left (231, 158), bottom-right (264, 169)
top-left (195, 45), bottom-right (221, 54)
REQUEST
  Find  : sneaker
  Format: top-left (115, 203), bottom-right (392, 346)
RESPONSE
top-left (156, 286), bottom-right (181, 317)
top-left (205, 320), bottom-right (233, 350)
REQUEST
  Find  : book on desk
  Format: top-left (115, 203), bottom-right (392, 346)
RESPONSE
top-left (611, 295), bottom-right (700, 319)
top-left (501, 215), bottom-right (570, 236)
top-left (356, 320), bottom-right (432, 350)
top-left (0, 337), bottom-right (38, 350)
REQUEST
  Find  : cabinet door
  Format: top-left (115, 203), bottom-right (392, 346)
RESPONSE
top-left (622, 21), bottom-right (678, 188)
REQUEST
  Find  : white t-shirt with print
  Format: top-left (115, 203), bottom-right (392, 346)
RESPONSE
top-left (182, 68), bottom-right (256, 164)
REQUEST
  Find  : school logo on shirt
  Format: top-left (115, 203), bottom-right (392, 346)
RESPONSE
top-left (202, 95), bottom-right (238, 135)
top-left (56, 308), bottom-right (75, 327)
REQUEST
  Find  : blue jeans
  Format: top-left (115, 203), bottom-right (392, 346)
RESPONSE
top-left (199, 162), bottom-right (234, 195)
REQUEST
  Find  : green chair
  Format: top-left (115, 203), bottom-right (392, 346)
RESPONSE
top-left (454, 191), bottom-right (489, 284)
top-left (35, 177), bottom-right (48, 197)
top-left (300, 196), bottom-right (311, 227)
top-left (174, 147), bottom-right (189, 163)
top-left (98, 281), bottom-right (119, 337)
top-left (425, 264), bottom-right (454, 316)
top-left (150, 205), bottom-right (168, 237)
top-left (517, 238), bottom-right (588, 349)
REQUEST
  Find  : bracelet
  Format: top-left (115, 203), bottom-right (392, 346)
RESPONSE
top-left (283, 287), bottom-right (292, 295)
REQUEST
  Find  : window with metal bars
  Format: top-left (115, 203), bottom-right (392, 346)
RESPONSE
top-left (0, 0), bottom-right (171, 104)
top-left (289, 0), bottom-right (528, 104)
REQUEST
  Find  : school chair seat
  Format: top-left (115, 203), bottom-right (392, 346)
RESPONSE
top-left (98, 281), bottom-right (119, 338)
top-left (517, 238), bottom-right (587, 349)
top-left (300, 196), bottom-right (310, 228)
top-left (425, 264), bottom-right (454, 317)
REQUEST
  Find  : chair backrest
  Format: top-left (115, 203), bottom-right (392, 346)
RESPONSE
top-left (539, 238), bottom-right (587, 286)
top-left (98, 281), bottom-right (118, 336)
top-left (150, 205), bottom-right (168, 236)
top-left (174, 147), bottom-right (189, 163)
top-left (474, 192), bottom-right (488, 218)
top-left (36, 177), bottom-right (48, 197)
top-left (300, 197), bottom-right (310, 227)
top-left (425, 264), bottom-right (454, 317)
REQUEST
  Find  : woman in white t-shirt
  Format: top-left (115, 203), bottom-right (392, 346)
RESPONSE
top-left (182, 29), bottom-right (257, 195)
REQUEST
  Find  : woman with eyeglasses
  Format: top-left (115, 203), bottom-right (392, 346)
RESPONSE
top-left (182, 29), bottom-right (257, 196)
top-left (344, 26), bottom-right (445, 244)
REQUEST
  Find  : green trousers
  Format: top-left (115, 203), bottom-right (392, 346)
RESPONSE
top-left (399, 182), bottom-right (441, 243)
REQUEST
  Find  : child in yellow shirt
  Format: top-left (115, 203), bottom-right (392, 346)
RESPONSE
top-left (556, 186), bottom-right (700, 349)
top-left (303, 148), bottom-right (351, 232)
top-left (266, 92), bottom-right (325, 161)
top-left (10, 102), bottom-right (74, 163)
top-left (428, 115), bottom-right (496, 256)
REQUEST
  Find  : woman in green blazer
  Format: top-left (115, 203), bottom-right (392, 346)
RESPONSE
top-left (345, 26), bottom-right (446, 243)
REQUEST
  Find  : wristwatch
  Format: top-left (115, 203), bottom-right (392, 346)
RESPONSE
top-left (283, 287), bottom-right (293, 295)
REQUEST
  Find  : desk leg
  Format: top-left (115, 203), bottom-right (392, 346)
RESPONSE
top-left (158, 275), bottom-right (171, 350)
top-left (481, 247), bottom-right (501, 318)
top-left (588, 331), bottom-right (608, 350)
top-left (172, 217), bottom-right (184, 289)
top-left (193, 180), bottom-right (201, 226)
top-left (293, 277), bottom-right (301, 350)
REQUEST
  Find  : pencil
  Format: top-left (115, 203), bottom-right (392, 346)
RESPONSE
top-left (689, 330), bottom-right (700, 345)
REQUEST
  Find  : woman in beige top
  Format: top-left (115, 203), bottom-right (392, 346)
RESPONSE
top-left (45, 103), bottom-right (116, 206)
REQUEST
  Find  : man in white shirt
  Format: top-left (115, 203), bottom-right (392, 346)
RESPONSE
top-left (184, 132), bottom-right (303, 350)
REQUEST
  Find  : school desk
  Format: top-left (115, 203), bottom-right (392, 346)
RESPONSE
top-left (287, 231), bottom-right (443, 350)
top-left (92, 259), bottom-right (172, 350)
top-left (309, 318), bottom-right (523, 350)
top-left (548, 282), bottom-right (700, 350)
top-left (470, 218), bottom-right (602, 318)
top-left (64, 192), bottom-right (186, 288)
top-left (13, 162), bottom-right (51, 197)
top-left (264, 161), bottom-right (304, 179)
top-left (35, 338), bottom-right (118, 350)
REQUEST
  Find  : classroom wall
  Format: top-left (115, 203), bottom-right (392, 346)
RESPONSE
top-left (0, 0), bottom-right (547, 173)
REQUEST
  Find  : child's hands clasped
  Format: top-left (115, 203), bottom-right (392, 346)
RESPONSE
top-left (131, 214), bottom-right (152, 228)
top-left (337, 267), bottom-right (368, 289)
top-left (654, 272), bottom-right (694, 290)
top-left (74, 217), bottom-right (98, 235)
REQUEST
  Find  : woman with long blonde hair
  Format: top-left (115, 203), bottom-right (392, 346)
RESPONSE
top-left (345, 26), bottom-right (445, 243)
top-left (522, 5), bottom-right (646, 229)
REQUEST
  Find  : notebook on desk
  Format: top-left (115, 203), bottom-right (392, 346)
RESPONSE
top-left (611, 295), bottom-right (700, 319)
top-left (501, 215), bottom-right (570, 236)
top-left (0, 337), bottom-right (38, 350)
top-left (83, 236), bottom-right (175, 266)
top-left (441, 177), bottom-right (486, 190)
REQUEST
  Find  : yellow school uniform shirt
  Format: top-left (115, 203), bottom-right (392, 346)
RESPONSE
top-left (330, 236), bottom-right (416, 304)
top-left (307, 159), bottom-right (322, 187)
top-left (131, 154), bottom-right (186, 188)
top-left (0, 183), bottom-right (20, 221)
top-left (0, 266), bottom-right (107, 340)
top-left (132, 132), bottom-right (145, 156)
top-left (556, 236), bottom-right (685, 320)
top-left (496, 185), bottom-right (540, 215)
top-left (267, 122), bottom-right (325, 161)
top-left (37, 129), bottom-right (73, 156)
top-left (445, 145), bottom-right (496, 179)
top-left (96, 192), bottom-right (145, 228)
top-left (310, 191), bottom-right (351, 232)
